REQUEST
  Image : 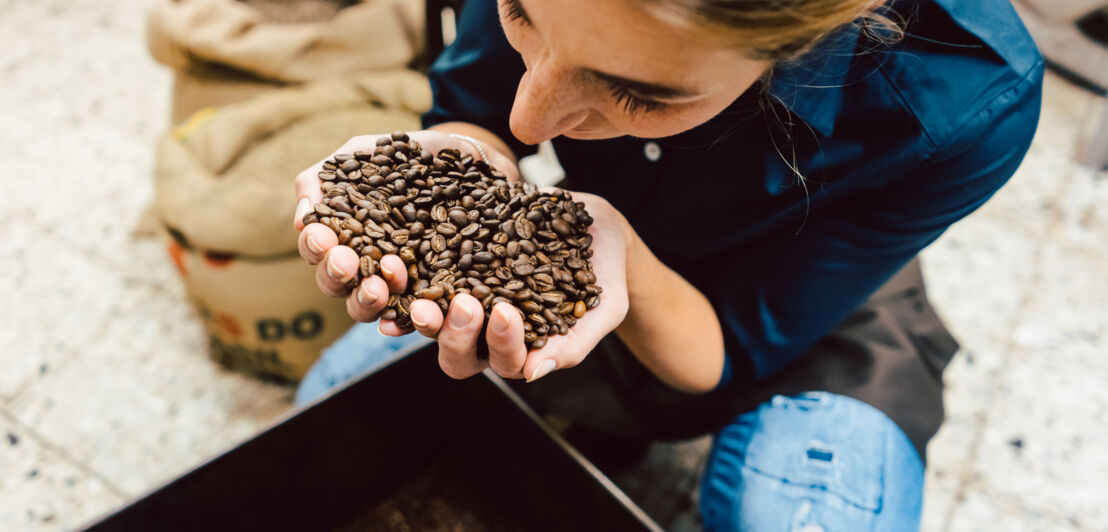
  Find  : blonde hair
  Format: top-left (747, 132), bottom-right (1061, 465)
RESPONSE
top-left (643, 0), bottom-right (903, 61)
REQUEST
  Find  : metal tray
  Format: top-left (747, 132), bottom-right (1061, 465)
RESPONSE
top-left (81, 340), bottom-right (662, 531)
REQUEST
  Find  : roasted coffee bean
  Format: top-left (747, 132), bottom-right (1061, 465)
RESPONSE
top-left (308, 146), bottom-right (599, 349)
top-left (448, 207), bottom-right (469, 226)
top-left (436, 223), bottom-right (457, 236)
top-left (398, 246), bottom-right (417, 265)
top-left (541, 292), bottom-right (566, 306)
top-left (415, 285), bottom-right (444, 300)
top-left (342, 218), bottom-right (364, 235)
top-left (459, 223), bottom-right (479, 237)
top-left (514, 219), bottom-right (533, 239)
top-left (457, 254), bottom-right (474, 270)
top-left (511, 261), bottom-right (535, 276)
top-left (520, 300), bottom-right (543, 314)
top-left (360, 256), bottom-right (376, 278)
top-left (430, 233), bottom-right (446, 253)
top-left (471, 284), bottom-right (492, 300)
top-left (390, 229), bottom-right (410, 246)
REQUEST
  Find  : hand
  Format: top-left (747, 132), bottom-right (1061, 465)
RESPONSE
top-left (404, 191), bottom-right (631, 383)
top-left (293, 130), bottom-right (520, 333)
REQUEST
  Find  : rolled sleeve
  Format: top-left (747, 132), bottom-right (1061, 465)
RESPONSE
top-left (422, 0), bottom-right (535, 159)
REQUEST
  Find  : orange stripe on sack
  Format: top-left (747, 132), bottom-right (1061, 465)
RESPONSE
top-left (167, 240), bottom-right (187, 277)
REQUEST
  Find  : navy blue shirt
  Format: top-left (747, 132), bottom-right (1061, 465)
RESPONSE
top-left (424, 0), bottom-right (1043, 387)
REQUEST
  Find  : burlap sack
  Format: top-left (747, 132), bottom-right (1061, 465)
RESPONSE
top-left (155, 70), bottom-right (431, 256)
top-left (166, 239), bottom-right (356, 381)
top-left (147, 0), bottom-right (425, 123)
top-left (148, 0), bottom-right (432, 380)
top-left (154, 71), bottom-right (430, 381)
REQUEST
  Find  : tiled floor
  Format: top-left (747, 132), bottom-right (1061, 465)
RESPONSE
top-left (1, 1), bottom-right (1106, 531)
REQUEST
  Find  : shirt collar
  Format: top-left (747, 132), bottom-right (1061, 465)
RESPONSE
top-left (769, 24), bottom-right (863, 137)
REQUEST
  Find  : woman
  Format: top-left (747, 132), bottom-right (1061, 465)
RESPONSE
top-left (293, 0), bottom-right (1043, 529)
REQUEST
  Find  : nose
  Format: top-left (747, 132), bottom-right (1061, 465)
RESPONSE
top-left (509, 60), bottom-right (590, 145)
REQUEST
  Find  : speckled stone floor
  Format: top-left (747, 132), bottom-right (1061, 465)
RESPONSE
top-left (0, 1), bottom-right (1105, 531)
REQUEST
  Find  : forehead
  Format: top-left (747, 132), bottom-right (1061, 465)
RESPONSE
top-left (523, 0), bottom-right (752, 91)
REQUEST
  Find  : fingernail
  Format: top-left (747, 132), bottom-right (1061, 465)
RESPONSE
top-left (306, 235), bottom-right (324, 255)
top-left (357, 286), bottom-right (377, 306)
top-left (380, 262), bottom-right (394, 278)
top-left (411, 309), bottom-right (428, 328)
top-left (527, 359), bottom-right (556, 382)
top-left (294, 198), bottom-right (310, 222)
top-left (449, 304), bottom-right (473, 328)
top-left (490, 305), bottom-right (511, 334)
top-left (326, 254), bottom-right (347, 279)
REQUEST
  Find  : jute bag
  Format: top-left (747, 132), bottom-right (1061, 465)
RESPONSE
top-left (148, 0), bottom-right (425, 122)
top-left (148, 0), bottom-right (431, 381)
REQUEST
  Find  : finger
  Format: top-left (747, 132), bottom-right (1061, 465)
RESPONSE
top-left (487, 149), bottom-right (521, 183)
top-left (486, 303), bottom-right (528, 379)
top-left (345, 275), bottom-right (390, 322)
top-left (314, 246), bottom-right (359, 297)
top-left (520, 306), bottom-right (610, 383)
top-left (298, 223), bottom-right (337, 265)
top-left (436, 294), bottom-right (488, 379)
top-left (409, 299), bottom-right (445, 339)
top-left (293, 197), bottom-right (312, 231)
top-left (294, 171), bottom-right (324, 213)
top-left (378, 254), bottom-right (408, 293)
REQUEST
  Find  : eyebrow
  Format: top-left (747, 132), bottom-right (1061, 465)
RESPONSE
top-left (584, 69), bottom-right (698, 99)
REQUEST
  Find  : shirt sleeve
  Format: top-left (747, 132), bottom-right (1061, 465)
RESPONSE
top-left (422, 0), bottom-right (537, 160)
top-left (713, 63), bottom-right (1044, 387)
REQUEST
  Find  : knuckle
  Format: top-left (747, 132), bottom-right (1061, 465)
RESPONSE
top-left (439, 334), bottom-right (475, 356)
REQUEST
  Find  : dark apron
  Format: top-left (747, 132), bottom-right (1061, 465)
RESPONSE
top-left (508, 257), bottom-right (959, 462)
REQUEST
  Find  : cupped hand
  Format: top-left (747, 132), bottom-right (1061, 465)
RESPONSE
top-left (293, 130), bottom-right (520, 331)
top-left (406, 191), bottom-right (631, 382)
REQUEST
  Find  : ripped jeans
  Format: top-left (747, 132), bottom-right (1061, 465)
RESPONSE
top-left (700, 392), bottom-right (924, 532)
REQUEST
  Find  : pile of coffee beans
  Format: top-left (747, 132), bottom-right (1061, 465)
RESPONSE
top-left (302, 132), bottom-right (600, 350)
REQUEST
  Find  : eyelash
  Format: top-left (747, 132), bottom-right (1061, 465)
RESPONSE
top-left (608, 82), bottom-right (664, 115)
top-left (501, 1), bottom-right (662, 116)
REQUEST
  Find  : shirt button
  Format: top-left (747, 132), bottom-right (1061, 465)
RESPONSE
top-left (643, 142), bottom-right (662, 162)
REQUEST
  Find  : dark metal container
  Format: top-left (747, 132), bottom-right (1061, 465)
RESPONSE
top-left (81, 341), bottom-right (663, 532)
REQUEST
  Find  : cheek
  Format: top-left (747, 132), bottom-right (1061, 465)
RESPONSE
top-left (499, 21), bottom-right (539, 71)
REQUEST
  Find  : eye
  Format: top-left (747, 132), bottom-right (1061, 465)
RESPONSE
top-left (502, 0), bottom-right (530, 25)
top-left (607, 82), bottom-right (664, 115)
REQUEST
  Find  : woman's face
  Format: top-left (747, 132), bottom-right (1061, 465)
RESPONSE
top-left (498, 0), bottom-right (770, 144)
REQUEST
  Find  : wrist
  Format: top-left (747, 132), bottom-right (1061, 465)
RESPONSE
top-left (615, 223), bottom-right (653, 333)
top-left (429, 122), bottom-right (518, 163)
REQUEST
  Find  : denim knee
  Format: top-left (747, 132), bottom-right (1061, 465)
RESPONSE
top-left (700, 392), bottom-right (924, 532)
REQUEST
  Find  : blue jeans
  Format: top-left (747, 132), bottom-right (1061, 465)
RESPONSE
top-left (294, 323), bottom-right (425, 406)
top-left (297, 325), bottom-right (924, 531)
top-left (700, 392), bottom-right (924, 532)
